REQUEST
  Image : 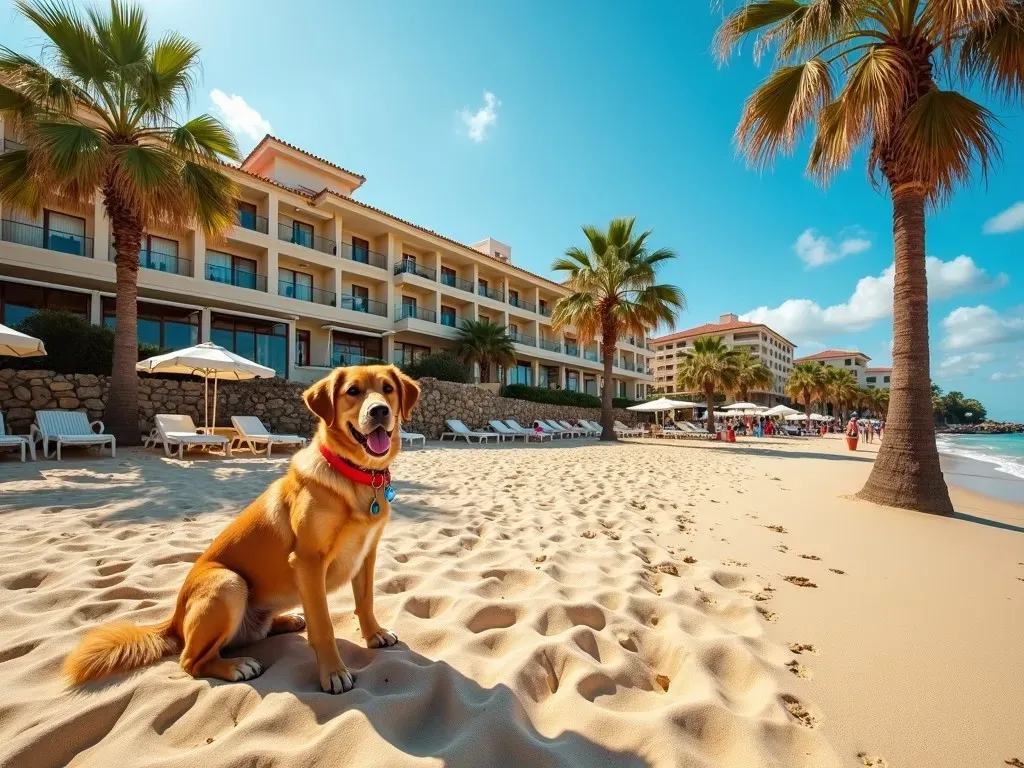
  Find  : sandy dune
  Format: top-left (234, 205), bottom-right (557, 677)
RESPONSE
top-left (0, 437), bottom-right (1020, 767)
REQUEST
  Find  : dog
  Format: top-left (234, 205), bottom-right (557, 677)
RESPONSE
top-left (64, 364), bottom-right (420, 694)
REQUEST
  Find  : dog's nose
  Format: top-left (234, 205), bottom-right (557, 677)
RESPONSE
top-left (368, 404), bottom-right (390, 423)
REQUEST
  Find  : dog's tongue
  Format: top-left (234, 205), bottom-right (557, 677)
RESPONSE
top-left (367, 426), bottom-right (391, 454)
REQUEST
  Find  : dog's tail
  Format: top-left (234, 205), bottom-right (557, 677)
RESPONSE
top-left (63, 618), bottom-right (181, 685)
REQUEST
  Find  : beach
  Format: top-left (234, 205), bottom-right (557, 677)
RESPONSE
top-left (0, 436), bottom-right (1020, 768)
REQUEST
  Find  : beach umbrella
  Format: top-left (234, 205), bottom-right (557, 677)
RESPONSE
top-left (764, 404), bottom-right (799, 417)
top-left (627, 397), bottom-right (700, 424)
top-left (0, 323), bottom-right (46, 357)
top-left (723, 402), bottom-right (763, 411)
top-left (136, 342), bottom-right (275, 431)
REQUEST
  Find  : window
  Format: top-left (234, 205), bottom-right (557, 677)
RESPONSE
top-left (539, 299), bottom-right (547, 313)
top-left (441, 266), bottom-right (457, 286)
top-left (584, 377), bottom-right (598, 396)
top-left (349, 284), bottom-right (369, 312)
top-left (350, 236), bottom-right (370, 264)
top-left (566, 370), bottom-right (579, 392)
top-left (44, 210), bottom-right (87, 256)
top-left (207, 251), bottom-right (258, 289)
top-left (394, 342), bottom-right (429, 367)
top-left (401, 295), bottom-right (417, 319)
top-left (103, 299), bottom-right (199, 349)
top-left (1, 281), bottom-right (90, 326)
top-left (441, 305), bottom-right (457, 328)
top-left (142, 235), bottom-right (181, 273)
top-left (402, 253), bottom-right (417, 266)
top-left (332, 331), bottom-right (382, 366)
top-left (845, 358), bottom-right (852, 366)
top-left (866, 376), bottom-right (876, 384)
top-left (279, 268), bottom-right (314, 301)
top-left (883, 375), bottom-right (890, 383)
top-left (478, 278), bottom-right (488, 292)
top-left (236, 200), bottom-right (258, 230)
top-left (509, 361), bottom-right (532, 386)
top-left (508, 322), bottom-right (518, 336)
top-left (290, 220), bottom-right (314, 248)
top-left (296, 330), bottom-right (311, 367)
top-left (509, 289), bottom-right (519, 305)
top-left (210, 314), bottom-right (287, 376)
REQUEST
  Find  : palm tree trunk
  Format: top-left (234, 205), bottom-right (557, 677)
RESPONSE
top-left (704, 385), bottom-right (715, 434)
top-left (104, 189), bottom-right (144, 446)
top-left (804, 393), bottom-right (811, 432)
top-left (599, 314), bottom-right (617, 442)
top-left (858, 185), bottom-right (952, 515)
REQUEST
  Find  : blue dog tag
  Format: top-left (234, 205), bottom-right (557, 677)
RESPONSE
top-left (384, 485), bottom-right (396, 502)
top-left (370, 498), bottom-right (381, 515)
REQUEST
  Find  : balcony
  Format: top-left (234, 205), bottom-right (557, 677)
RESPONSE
top-left (337, 241), bottom-right (386, 269)
top-left (395, 305), bottom-right (437, 323)
top-left (2, 138), bottom-right (26, 153)
top-left (205, 263), bottom-right (267, 292)
top-left (478, 284), bottom-right (505, 302)
top-left (2, 219), bottom-right (94, 258)
top-left (539, 338), bottom-right (562, 354)
top-left (107, 244), bottom-right (192, 277)
top-left (339, 294), bottom-right (387, 317)
top-left (538, 304), bottom-right (552, 317)
top-left (617, 359), bottom-right (636, 372)
top-left (584, 349), bottom-right (599, 362)
top-left (331, 350), bottom-right (380, 366)
top-left (278, 222), bottom-right (335, 255)
top-left (564, 342), bottom-right (580, 357)
top-left (508, 296), bottom-right (536, 313)
top-left (394, 259), bottom-right (437, 280)
top-left (235, 208), bottom-right (268, 234)
top-left (278, 281), bottom-right (336, 307)
top-left (509, 330), bottom-right (536, 347)
top-left (440, 312), bottom-right (461, 329)
top-left (440, 272), bottom-right (474, 292)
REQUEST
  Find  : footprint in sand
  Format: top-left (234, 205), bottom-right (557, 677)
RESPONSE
top-left (581, 531), bottom-right (597, 539)
top-left (786, 660), bottom-right (812, 679)
top-left (829, 568), bottom-right (846, 575)
top-left (799, 554), bottom-right (821, 561)
top-left (656, 563), bottom-right (679, 576)
top-left (780, 694), bottom-right (819, 728)
top-left (757, 605), bottom-right (778, 622)
top-left (858, 753), bottom-right (890, 767)
top-left (788, 643), bottom-right (817, 655)
top-left (683, 556), bottom-right (697, 564)
top-left (1005, 759), bottom-right (1024, 768)
top-left (784, 576), bottom-right (818, 588)
top-left (765, 524), bottom-right (788, 534)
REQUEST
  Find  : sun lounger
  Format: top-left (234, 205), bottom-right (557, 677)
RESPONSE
top-left (542, 419), bottom-right (584, 438)
top-left (502, 419), bottom-right (554, 441)
top-left (0, 410), bottom-right (35, 461)
top-left (533, 420), bottom-right (568, 439)
top-left (556, 419), bottom-right (596, 437)
top-left (440, 419), bottom-right (500, 443)
top-left (488, 420), bottom-right (526, 442)
top-left (230, 416), bottom-right (307, 456)
top-left (682, 422), bottom-right (718, 440)
top-left (578, 419), bottom-right (605, 436)
top-left (569, 419), bottom-right (601, 437)
top-left (400, 428), bottom-right (426, 447)
top-left (152, 414), bottom-right (231, 458)
top-left (613, 420), bottom-right (643, 437)
top-left (31, 409), bottom-right (115, 460)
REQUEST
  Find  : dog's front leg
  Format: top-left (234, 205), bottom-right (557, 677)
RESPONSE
top-left (289, 552), bottom-right (352, 693)
top-left (351, 531), bottom-right (397, 649)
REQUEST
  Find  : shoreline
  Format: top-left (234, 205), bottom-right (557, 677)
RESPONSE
top-left (938, 446), bottom-right (1024, 507)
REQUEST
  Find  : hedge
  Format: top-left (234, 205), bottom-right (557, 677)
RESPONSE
top-left (500, 384), bottom-right (642, 410)
top-left (400, 351), bottom-right (472, 383)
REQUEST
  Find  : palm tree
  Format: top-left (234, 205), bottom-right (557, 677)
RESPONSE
top-left (786, 362), bottom-right (823, 431)
top-left (452, 319), bottom-right (515, 384)
top-left (733, 348), bottom-right (773, 403)
top-left (869, 388), bottom-right (891, 419)
top-left (676, 336), bottom-right (740, 434)
top-left (552, 217), bottom-right (685, 440)
top-left (831, 369), bottom-right (860, 423)
top-left (714, 3), bottom-right (1024, 514)
top-left (0, 0), bottom-right (240, 444)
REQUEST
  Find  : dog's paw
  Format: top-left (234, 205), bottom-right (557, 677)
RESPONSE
top-left (367, 629), bottom-right (398, 649)
top-left (320, 666), bottom-right (354, 694)
top-left (271, 613), bottom-right (306, 634)
top-left (230, 657), bottom-right (265, 682)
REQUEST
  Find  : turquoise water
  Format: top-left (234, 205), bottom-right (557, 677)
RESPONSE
top-left (936, 433), bottom-right (1024, 481)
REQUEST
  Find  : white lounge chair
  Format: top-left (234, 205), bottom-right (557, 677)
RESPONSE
top-left (488, 420), bottom-right (526, 442)
top-left (0, 410), bottom-right (35, 462)
top-left (543, 419), bottom-right (585, 438)
top-left (502, 419), bottom-right (553, 441)
top-left (559, 419), bottom-right (599, 437)
top-left (31, 409), bottom-right (115, 460)
top-left (682, 422), bottom-right (718, 440)
top-left (533, 420), bottom-right (567, 439)
top-left (579, 419), bottom-right (605, 436)
top-left (613, 420), bottom-right (643, 437)
top-left (230, 416), bottom-right (307, 456)
top-left (440, 419), bottom-right (499, 443)
top-left (400, 428), bottom-right (426, 447)
top-left (152, 414), bottom-right (231, 459)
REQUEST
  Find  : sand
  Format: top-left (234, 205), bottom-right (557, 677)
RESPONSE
top-left (0, 435), bottom-right (1021, 768)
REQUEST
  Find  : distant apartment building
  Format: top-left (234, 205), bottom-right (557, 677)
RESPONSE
top-left (0, 130), bottom-right (653, 399)
top-left (793, 350), bottom-right (872, 386)
top-left (650, 313), bottom-right (796, 406)
top-left (865, 367), bottom-right (891, 389)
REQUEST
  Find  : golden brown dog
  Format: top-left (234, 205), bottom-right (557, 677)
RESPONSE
top-left (64, 364), bottom-right (420, 694)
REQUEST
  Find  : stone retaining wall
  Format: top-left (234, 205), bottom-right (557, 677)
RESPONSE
top-left (0, 369), bottom-right (639, 439)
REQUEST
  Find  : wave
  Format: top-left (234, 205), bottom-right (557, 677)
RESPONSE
top-left (936, 435), bottom-right (1024, 481)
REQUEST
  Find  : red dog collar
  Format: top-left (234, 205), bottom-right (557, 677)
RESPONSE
top-left (319, 444), bottom-right (391, 488)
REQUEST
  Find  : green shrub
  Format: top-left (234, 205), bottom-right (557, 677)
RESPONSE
top-left (612, 397), bottom-right (642, 409)
top-left (402, 351), bottom-right (472, 383)
top-left (501, 384), bottom-right (602, 408)
top-left (1, 309), bottom-right (162, 374)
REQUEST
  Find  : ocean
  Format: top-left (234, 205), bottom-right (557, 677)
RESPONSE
top-left (936, 433), bottom-right (1024, 504)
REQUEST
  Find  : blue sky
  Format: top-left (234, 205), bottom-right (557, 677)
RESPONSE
top-left (2, 0), bottom-right (1022, 418)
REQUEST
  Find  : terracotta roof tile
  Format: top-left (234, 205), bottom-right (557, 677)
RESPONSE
top-left (865, 366), bottom-right (891, 373)
top-left (652, 321), bottom-right (796, 348)
top-left (794, 350), bottom-right (871, 362)
top-left (242, 134), bottom-right (366, 182)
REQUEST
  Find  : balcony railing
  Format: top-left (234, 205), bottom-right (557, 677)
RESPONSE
top-left (440, 313), bottom-right (460, 328)
top-left (339, 294), bottom-right (387, 317)
top-left (107, 244), bottom-right (192, 277)
top-left (584, 349), bottom-right (599, 362)
top-left (2, 138), bottom-right (26, 153)
top-left (278, 281), bottom-right (336, 307)
top-left (539, 338), bottom-right (562, 354)
top-left (2, 219), bottom-right (93, 258)
top-left (395, 305), bottom-right (437, 323)
top-left (478, 284), bottom-right (505, 302)
top-left (538, 304), bottom-right (552, 317)
top-left (508, 330), bottom-right (536, 346)
top-left (278, 222), bottom-right (335, 255)
top-left (564, 342), bottom-right (580, 357)
top-left (508, 296), bottom-right (536, 313)
top-left (235, 208), bottom-right (268, 234)
top-left (339, 241), bottom-right (387, 269)
top-left (331, 350), bottom-right (380, 367)
top-left (394, 259), bottom-right (437, 280)
top-left (205, 263), bottom-right (267, 291)
top-left (617, 359), bottom-right (636, 371)
top-left (440, 272), bottom-right (474, 292)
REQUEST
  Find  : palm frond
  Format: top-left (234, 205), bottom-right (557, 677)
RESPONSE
top-left (551, 292), bottom-right (600, 341)
top-left (139, 32), bottom-right (201, 116)
top-left (167, 114), bottom-right (240, 162)
top-left (87, 0), bottom-right (148, 69)
top-left (0, 149), bottom-right (45, 212)
top-left (33, 120), bottom-right (106, 188)
top-left (178, 159), bottom-right (238, 235)
top-left (958, 1), bottom-right (1024, 104)
top-left (715, 0), bottom-right (808, 63)
top-left (16, 0), bottom-right (112, 90)
top-left (840, 45), bottom-right (915, 143)
top-left (807, 97), bottom-right (863, 181)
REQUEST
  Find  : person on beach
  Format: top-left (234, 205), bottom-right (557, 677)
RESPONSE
top-left (847, 416), bottom-right (858, 438)
top-left (865, 420), bottom-right (874, 443)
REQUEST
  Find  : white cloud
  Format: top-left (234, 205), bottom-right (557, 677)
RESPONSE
top-left (936, 352), bottom-right (995, 377)
top-left (459, 92), bottom-right (500, 142)
top-left (991, 369), bottom-right (1024, 381)
top-left (941, 305), bottom-right (1024, 350)
top-left (794, 227), bottom-right (871, 268)
top-left (983, 202), bottom-right (1024, 234)
top-left (210, 89), bottom-right (272, 143)
top-left (740, 255), bottom-right (1008, 343)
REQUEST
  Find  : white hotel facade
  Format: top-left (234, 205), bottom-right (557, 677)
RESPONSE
top-left (0, 130), bottom-right (653, 399)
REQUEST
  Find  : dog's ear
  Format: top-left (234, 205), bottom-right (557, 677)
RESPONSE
top-left (303, 370), bottom-right (343, 426)
top-left (388, 366), bottom-right (420, 421)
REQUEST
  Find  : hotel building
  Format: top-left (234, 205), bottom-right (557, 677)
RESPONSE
top-left (793, 350), bottom-right (872, 386)
top-left (865, 367), bottom-right (892, 390)
top-left (649, 313), bottom-right (796, 405)
top-left (0, 130), bottom-right (653, 399)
